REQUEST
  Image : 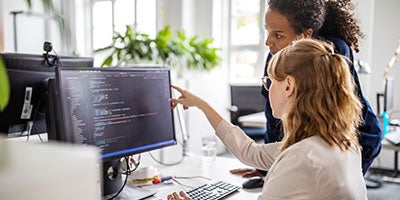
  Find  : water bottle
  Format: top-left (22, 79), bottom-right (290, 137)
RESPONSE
top-left (382, 111), bottom-right (389, 135)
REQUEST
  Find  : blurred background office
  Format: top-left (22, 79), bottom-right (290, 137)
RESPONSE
top-left (1, 0), bottom-right (400, 170)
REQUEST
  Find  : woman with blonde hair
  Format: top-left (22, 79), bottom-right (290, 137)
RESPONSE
top-left (167, 38), bottom-right (367, 199)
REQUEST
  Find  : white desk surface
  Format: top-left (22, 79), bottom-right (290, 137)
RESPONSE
top-left (237, 112), bottom-right (266, 128)
top-left (382, 137), bottom-right (400, 151)
top-left (121, 154), bottom-right (262, 200)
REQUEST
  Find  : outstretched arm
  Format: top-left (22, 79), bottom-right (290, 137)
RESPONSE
top-left (169, 85), bottom-right (223, 129)
top-left (169, 85), bottom-right (278, 170)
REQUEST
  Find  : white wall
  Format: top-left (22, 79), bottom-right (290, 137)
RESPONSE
top-left (1, 0), bottom-right (69, 54)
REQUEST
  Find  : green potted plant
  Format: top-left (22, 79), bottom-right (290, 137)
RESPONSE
top-left (95, 25), bottom-right (221, 76)
top-left (0, 56), bottom-right (10, 112)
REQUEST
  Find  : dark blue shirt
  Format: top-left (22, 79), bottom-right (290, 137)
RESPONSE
top-left (261, 37), bottom-right (382, 175)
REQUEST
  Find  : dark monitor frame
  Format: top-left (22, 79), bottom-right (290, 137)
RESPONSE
top-left (51, 67), bottom-right (177, 160)
top-left (0, 53), bottom-right (93, 138)
top-left (377, 76), bottom-right (395, 115)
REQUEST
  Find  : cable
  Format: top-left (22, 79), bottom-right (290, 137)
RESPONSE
top-left (175, 176), bottom-right (212, 181)
top-left (171, 176), bottom-right (213, 189)
top-left (31, 125), bottom-right (44, 142)
top-left (25, 92), bottom-right (46, 142)
top-left (148, 151), bottom-right (184, 166)
top-left (172, 179), bottom-right (195, 189)
top-left (25, 121), bottom-right (33, 143)
top-left (125, 154), bottom-right (141, 174)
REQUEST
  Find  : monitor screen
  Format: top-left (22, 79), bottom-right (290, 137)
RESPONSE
top-left (385, 76), bottom-right (395, 112)
top-left (0, 53), bottom-right (93, 138)
top-left (50, 67), bottom-right (177, 161)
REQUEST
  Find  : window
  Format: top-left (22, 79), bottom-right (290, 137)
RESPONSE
top-left (92, 0), bottom-right (156, 66)
top-left (224, 0), bottom-right (268, 84)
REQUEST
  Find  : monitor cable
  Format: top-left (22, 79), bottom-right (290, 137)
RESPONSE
top-left (148, 151), bottom-right (184, 166)
top-left (172, 176), bottom-right (212, 189)
top-left (106, 154), bottom-right (141, 200)
top-left (25, 121), bottom-right (33, 142)
top-left (25, 92), bottom-right (46, 143)
top-left (126, 154), bottom-right (141, 174)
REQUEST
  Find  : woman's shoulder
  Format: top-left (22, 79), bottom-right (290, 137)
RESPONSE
top-left (281, 136), bottom-right (351, 163)
top-left (324, 36), bottom-right (351, 58)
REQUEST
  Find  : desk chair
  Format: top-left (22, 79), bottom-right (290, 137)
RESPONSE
top-left (229, 85), bottom-right (266, 140)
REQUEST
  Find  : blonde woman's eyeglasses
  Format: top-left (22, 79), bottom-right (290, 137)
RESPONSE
top-left (261, 76), bottom-right (272, 91)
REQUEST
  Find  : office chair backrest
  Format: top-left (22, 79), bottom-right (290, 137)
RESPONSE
top-left (229, 85), bottom-right (265, 125)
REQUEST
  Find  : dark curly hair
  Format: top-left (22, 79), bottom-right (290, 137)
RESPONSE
top-left (268, 0), bottom-right (364, 52)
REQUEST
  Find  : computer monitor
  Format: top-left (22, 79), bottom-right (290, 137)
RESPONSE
top-left (384, 76), bottom-right (395, 112)
top-left (48, 66), bottom-right (177, 196)
top-left (377, 76), bottom-right (395, 114)
top-left (0, 53), bottom-right (93, 138)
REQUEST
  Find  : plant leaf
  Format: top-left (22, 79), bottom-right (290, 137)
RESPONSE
top-left (96, 25), bottom-right (221, 71)
top-left (101, 55), bottom-right (113, 67)
top-left (25, 0), bottom-right (32, 10)
top-left (0, 56), bottom-right (10, 111)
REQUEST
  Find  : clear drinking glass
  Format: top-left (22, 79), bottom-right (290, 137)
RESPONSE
top-left (201, 135), bottom-right (218, 162)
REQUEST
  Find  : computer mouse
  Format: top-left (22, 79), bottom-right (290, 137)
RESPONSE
top-left (242, 177), bottom-right (264, 189)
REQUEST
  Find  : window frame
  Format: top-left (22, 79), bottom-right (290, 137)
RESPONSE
top-left (226, 0), bottom-right (268, 84)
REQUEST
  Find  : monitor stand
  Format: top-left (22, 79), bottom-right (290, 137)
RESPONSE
top-left (102, 159), bottom-right (156, 200)
top-left (103, 159), bottom-right (123, 196)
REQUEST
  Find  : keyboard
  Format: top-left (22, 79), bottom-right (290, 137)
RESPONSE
top-left (186, 180), bottom-right (241, 200)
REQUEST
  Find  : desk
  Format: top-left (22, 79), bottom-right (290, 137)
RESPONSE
top-left (381, 138), bottom-right (400, 177)
top-left (120, 155), bottom-right (262, 199)
top-left (237, 112), bottom-right (266, 128)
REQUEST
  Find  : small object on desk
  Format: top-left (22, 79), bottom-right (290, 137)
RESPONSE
top-left (385, 131), bottom-right (400, 145)
top-left (201, 135), bottom-right (218, 162)
top-left (186, 180), bottom-right (240, 200)
top-left (152, 175), bottom-right (175, 184)
top-left (130, 166), bottom-right (158, 182)
top-left (242, 177), bottom-right (264, 189)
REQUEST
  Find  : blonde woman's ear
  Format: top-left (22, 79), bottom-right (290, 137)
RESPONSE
top-left (285, 76), bottom-right (295, 98)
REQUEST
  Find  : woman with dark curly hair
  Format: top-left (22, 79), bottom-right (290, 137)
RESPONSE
top-left (231, 0), bottom-right (382, 180)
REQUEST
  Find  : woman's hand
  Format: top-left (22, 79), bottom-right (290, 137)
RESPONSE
top-left (230, 168), bottom-right (264, 178)
top-left (167, 191), bottom-right (191, 200)
top-left (169, 84), bottom-right (223, 130)
top-left (169, 85), bottom-right (206, 110)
